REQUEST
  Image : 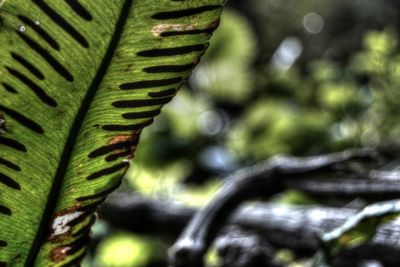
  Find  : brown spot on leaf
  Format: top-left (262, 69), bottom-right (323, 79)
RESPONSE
top-left (207, 19), bottom-right (220, 30)
top-left (107, 131), bottom-right (141, 159)
top-left (108, 131), bottom-right (139, 145)
top-left (192, 57), bottom-right (200, 65)
top-left (50, 246), bottom-right (71, 262)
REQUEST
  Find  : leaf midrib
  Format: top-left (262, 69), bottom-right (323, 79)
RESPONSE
top-left (26, 0), bottom-right (134, 265)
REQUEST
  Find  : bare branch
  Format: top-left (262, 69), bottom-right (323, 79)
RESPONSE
top-left (168, 149), bottom-right (381, 267)
top-left (100, 196), bottom-right (400, 266)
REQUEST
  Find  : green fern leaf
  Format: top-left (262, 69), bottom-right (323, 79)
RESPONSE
top-left (0, 1), bottom-right (224, 266)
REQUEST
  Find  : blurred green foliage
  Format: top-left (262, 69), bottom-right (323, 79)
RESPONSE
top-left (84, 1), bottom-right (400, 266)
top-left (193, 8), bottom-right (256, 103)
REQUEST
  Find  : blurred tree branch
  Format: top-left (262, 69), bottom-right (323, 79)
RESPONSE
top-left (100, 148), bottom-right (400, 267)
top-left (168, 149), bottom-right (383, 267)
top-left (100, 195), bottom-right (400, 266)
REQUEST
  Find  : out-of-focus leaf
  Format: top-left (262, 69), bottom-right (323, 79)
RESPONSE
top-left (191, 8), bottom-right (257, 103)
top-left (95, 233), bottom-right (168, 267)
top-left (227, 99), bottom-right (331, 160)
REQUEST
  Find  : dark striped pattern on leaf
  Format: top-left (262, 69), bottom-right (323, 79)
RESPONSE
top-left (0, 0), bottom-right (224, 265)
